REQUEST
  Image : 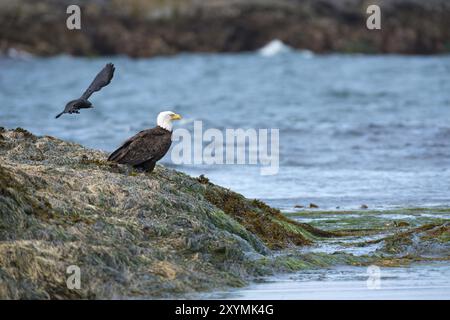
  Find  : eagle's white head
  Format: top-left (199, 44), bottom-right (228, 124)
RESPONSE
top-left (157, 111), bottom-right (182, 132)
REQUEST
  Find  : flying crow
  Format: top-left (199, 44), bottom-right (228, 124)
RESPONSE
top-left (55, 63), bottom-right (115, 118)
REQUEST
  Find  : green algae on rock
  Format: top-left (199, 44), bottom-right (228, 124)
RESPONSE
top-left (288, 209), bottom-right (450, 267)
top-left (203, 186), bottom-right (336, 249)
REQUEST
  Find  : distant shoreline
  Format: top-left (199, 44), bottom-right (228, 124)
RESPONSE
top-left (1, 0), bottom-right (449, 57)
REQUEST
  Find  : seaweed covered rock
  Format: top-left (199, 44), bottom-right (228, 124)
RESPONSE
top-left (0, 128), bottom-right (326, 299)
top-left (375, 223), bottom-right (450, 258)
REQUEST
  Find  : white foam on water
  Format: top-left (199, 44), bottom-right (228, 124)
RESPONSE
top-left (258, 39), bottom-right (292, 57)
top-left (258, 39), bottom-right (314, 58)
top-left (4, 48), bottom-right (34, 60)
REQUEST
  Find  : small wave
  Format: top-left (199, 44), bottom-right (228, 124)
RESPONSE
top-left (258, 39), bottom-right (292, 57)
top-left (1, 48), bottom-right (34, 60)
top-left (435, 127), bottom-right (450, 139)
top-left (258, 39), bottom-right (314, 58)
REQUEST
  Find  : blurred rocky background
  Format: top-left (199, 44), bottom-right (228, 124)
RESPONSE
top-left (0, 0), bottom-right (450, 57)
top-left (0, 0), bottom-right (449, 57)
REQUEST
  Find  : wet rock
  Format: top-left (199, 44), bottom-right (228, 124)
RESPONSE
top-left (360, 204), bottom-right (369, 209)
top-left (395, 221), bottom-right (410, 227)
top-left (375, 223), bottom-right (450, 257)
top-left (294, 204), bottom-right (304, 208)
top-left (309, 203), bottom-right (319, 209)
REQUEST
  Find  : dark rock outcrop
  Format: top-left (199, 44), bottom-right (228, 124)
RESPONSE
top-left (1, 0), bottom-right (449, 57)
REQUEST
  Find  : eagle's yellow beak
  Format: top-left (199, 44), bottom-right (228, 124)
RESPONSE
top-left (170, 113), bottom-right (182, 120)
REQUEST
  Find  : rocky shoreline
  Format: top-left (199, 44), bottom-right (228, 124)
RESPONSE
top-left (0, 127), bottom-right (448, 299)
top-left (1, 0), bottom-right (449, 57)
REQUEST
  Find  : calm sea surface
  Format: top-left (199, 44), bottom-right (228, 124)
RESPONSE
top-left (200, 261), bottom-right (450, 300)
top-left (1, 52), bottom-right (450, 211)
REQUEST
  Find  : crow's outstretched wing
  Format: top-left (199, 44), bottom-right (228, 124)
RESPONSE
top-left (80, 63), bottom-right (115, 100)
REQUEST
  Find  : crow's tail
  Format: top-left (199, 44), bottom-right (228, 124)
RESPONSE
top-left (55, 112), bottom-right (64, 119)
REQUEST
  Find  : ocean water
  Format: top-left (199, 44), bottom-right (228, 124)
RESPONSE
top-left (201, 262), bottom-right (450, 300)
top-left (1, 52), bottom-right (450, 211)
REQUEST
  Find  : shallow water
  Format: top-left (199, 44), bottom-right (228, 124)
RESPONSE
top-left (202, 262), bottom-right (450, 300)
top-left (214, 209), bottom-right (449, 300)
top-left (1, 53), bottom-right (450, 210)
top-left (291, 208), bottom-right (450, 231)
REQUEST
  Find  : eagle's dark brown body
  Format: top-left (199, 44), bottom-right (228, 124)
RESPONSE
top-left (108, 126), bottom-right (172, 172)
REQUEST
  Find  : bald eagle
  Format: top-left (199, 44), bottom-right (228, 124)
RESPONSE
top-left (55, 63), bottom-right (115, 118)
top-left (108, 111), bottom-right (182, 172)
